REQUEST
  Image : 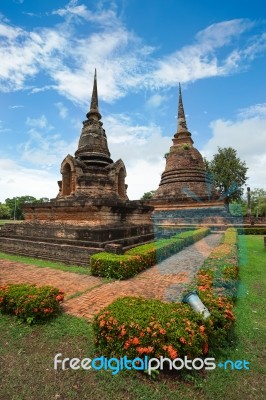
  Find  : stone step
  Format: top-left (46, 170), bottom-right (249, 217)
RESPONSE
top-left (0, 232), bottom-right (154, 249)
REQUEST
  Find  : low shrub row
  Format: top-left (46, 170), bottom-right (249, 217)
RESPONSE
top-left (93, 228), bottom-right (239, 363)
top-left (90, 228), bottom-right (210, 279)
top-left (237, 227), bottom-right (266, 235)
top-left (0, 283), bottom-right (64, 324)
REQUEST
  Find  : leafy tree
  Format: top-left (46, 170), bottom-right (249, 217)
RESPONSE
top-left (5, 196), bottom-right (38, 220)
top-left (228, 200), bottom-right (247, 217)
top-left (250, 188), bottom-right (266, 216)
top-left (140, 191), bottom-right (156, 200)
top-left (205, 147), bottom-right (248, 204)
top-left (258, 200), bottom-right (266, 217)
top-left (0, 203), bottom-right (11, 219)
top-left (36, 197), bottom-right (50, 203)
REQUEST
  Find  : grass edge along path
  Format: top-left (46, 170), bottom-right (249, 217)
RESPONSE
top-left (0, 252), bottom-right (92, 275)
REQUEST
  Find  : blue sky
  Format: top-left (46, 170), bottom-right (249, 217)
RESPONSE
top-left (0, 0), bottom-right (265, 202)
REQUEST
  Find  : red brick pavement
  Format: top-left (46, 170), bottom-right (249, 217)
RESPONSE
top-left (0, 259), bottom-right (103, 298)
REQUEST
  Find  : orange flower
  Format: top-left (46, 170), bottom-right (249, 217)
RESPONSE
top-left (136, 346), bottom-right (154, 354)
top-left (168, 349), bottom-right (178, 359)
top-left (146, 346), bottom-right (154, 354)
top-left (180, 337), bottom-right (186, 344)
top-left (124, 340), bottom-right (130, 350)
top-left (199, 325), bottom-right (205, 334)
top-left (132, 337), bottom-right (140, 345)
top-left (136, 346), bottom-right (145, 354)
top-left (159, 329), bottom-right (166, 335)
top-left (203, 342), bottom-right (208, 354)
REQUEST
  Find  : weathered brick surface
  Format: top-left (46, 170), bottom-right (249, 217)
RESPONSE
top-left (0, 237), bottom-right (98, 266)
top-left (152, 86), bottom-right (221, 208)
top-left (0, 260), bottom-right (103, 297)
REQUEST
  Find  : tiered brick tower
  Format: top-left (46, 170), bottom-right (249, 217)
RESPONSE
top-left (58, 70), bottom-right (128, 200)
top-left (153, 84), bottom-right (218, 202)
top-left (150, 85), bottom-right (227, 230)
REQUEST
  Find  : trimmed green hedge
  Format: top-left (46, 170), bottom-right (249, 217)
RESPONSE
top-left (91, 228), bottom-right (210, 279)
top-left (0, 284), bottom-right (64, 324)
top-left (237, 227), bottom-right (266, 235)
top-left (93, 228), bottom-right (239, 362)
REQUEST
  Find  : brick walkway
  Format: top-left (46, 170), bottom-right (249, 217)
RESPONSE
top-left (0, 233), bottom-right (222, 320)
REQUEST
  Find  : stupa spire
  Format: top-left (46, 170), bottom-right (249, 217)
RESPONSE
top-left (86, 69), bottom-right (101, 120)
top-left (75, 69), bottom-right (112, 166)
top-left (177, 83), bottom-right (188, 133)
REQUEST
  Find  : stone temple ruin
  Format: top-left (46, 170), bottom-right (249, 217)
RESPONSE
top-left (149, 84), bottom-right (230, 236)
top-left (0, 73), bottom-right (235, 264)
top-left (0, 71), bottom-right (154, 265)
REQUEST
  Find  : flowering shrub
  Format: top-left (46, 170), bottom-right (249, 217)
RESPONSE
top-left (196, 228), bottom-right (239, 300)
top-left (93, 297), bottom-right (212, 360)
top-left (93, 228), bottom-right (239, 362)
top-left (193, 227), bottom-right (239, 344)
top-left (0, 284), bottom-right (64, 324)
top-left (91, 228), bottom-right (210, 279)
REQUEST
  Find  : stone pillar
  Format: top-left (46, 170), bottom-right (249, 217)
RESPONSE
top-left (247, 187), bottom-right (251, 217)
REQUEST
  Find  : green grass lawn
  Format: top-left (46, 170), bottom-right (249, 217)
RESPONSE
top-left (0, 220), bottom-right (22, 226)
top-left (0, 251), bottom-right (92, 275)
top-left (0, 235), bottom-right (265, 400)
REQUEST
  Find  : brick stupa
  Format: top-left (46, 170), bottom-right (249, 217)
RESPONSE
top-left (0, 71), bottom-right (154, 264)
top-left (58, 70), bottom-right (128, 201)
top-left (150, 84), bottom-right (228, 230)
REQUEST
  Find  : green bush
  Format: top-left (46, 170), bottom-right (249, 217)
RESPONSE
top-left (91, 228), bottom-right (210, 280)
top-left (93, 228), bottom-right (239, 361)
top-left (237, 227), bottom-right (266, 235)
top-left (0, 284), bottom-right (64, 324)
top-left (90, 253), bottom-right (142, 280)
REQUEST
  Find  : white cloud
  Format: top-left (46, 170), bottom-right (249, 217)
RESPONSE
top-left (104, 113), bottom-right (170, 199)
top-left (151, 19), bottom-right (262, 85)
top-left (52, 0), bottom-right (120, 28)
top-left (20, 115), bottom-right (77, 168)
top-left (9, 105), bottom-right (24, 109)
top-left (126, 159), bottom-right (166, 200)
top-left (26, 115), bottom-right (50, 129)
top-left (202, 104), bottom-right (266, 190)
top-left (145, 94), bottom-right (167, 109)
top-left (0, 10), bottom-right (265, 103)
top-left (238, 103), bottom-right (266, 118)
top-left (55, 102), bottom-right (68, 119)
top-left (0, 158), bottom-right (58, 202)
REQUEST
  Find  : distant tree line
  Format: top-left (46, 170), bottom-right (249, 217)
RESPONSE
top-left (0, 196), bottom-right (50, 220)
